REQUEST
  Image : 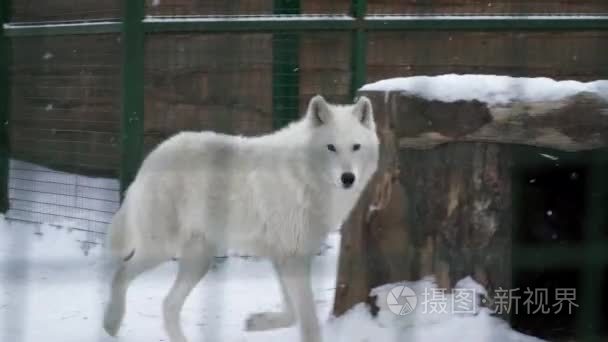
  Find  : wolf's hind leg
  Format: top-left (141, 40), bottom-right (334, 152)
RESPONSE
top-left (163, 238), bottom-right (214, 342)
top-left (104, 250), bottom-right (165, 336)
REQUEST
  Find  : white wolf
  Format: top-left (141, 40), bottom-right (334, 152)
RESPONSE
top-left (102, 95), bottom-right (379, 342)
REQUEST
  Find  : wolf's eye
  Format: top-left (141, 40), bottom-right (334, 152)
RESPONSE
top-left (327, 144), bottom-right (336, 152)
top-left (353, 144), bottom-right (361, 151)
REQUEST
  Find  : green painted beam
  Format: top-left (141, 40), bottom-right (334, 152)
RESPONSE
top-left (144, 16), bottom-right (354, 33)
top-left (272, 1), bottom-right (300, 129)
top-left (364, 15), bottom-right (608, 30)
top-left (145, 15), bottom-right (608, 33)
top-left (350, 0), bottom-right (367, 99)
top-left (0, 0), bottom-right (10, 212)
top-left (4, 16), bottom-right (608, 37)
top-left (120, 1), bottom-right (145, 197)
top-left (577, 150), bottom-right (608, 341)
top-left (512, 243), bottom-right (608, 269)
top-left (352, 0), bottom-right (366, 19)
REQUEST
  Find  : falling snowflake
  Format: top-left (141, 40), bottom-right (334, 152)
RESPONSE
top-left (539, 153), bottom-right (558, 161)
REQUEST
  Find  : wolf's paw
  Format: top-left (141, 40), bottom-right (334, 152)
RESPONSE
top-left (245, 312), bottom-right (295, 331)
top-left (103, 315), bottom-right (120, 337)
top-left (103, 303), bottom-right (124, 337)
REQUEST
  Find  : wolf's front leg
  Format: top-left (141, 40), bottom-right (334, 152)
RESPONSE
top-left (276, 256), bottom-right (321, 342)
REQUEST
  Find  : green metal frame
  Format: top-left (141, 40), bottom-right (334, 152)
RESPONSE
top-left (120, 1), bottom-right (145, 196)
top-left (350, 0), bottom-right (367, 98)
top-left (578, 151), bottom-right (608, 341)
top-left (0, 0), bottom-right (11, 212)
top-left (272, 1), bottom-right (301, 129)
top-left (2, 2), bottom-right (608, 339)
top-left (5, 16), bottom-right (608, 37)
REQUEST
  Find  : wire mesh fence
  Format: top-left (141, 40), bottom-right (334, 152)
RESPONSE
top-left (144, 32), bottom-right (274, 149)
top-left (6, 33), bottom-right (122, 252)
top-left (142, 30), bottom-right (352, 152)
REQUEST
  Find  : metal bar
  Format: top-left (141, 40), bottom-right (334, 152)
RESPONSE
top-left (363, 15), bottom-right (608, 31)
top-left (4, 16), bottom-right (608, 36)
top-left (272, 2), bottom-right (300, 129)
top-left (3, 20), bottom-right (121, 37)
top-left (350, 0), bottom-right (367, 99)
top-left (145, 15), bottom-right (608, 33)
top-left (145, 15), bottom-right (354, 33)
top-left (120, 0), bottom-right (145, 197)
top-left (0, 7), bottom-right (27, 342)
top-left (577, 149), bottom-right (608, 341)
top-left (0, 0), bottom-right (11, 213)
top-left (512, 243), bottom-right (608, 269)
top-left (352, 0), bottom-right (366, 19)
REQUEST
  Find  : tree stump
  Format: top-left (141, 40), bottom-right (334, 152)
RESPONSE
top-left (333, 83), bottom-right (608, 318)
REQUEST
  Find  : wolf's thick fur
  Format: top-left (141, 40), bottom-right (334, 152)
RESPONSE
top-left (103, 95), bottom-right (379, 342)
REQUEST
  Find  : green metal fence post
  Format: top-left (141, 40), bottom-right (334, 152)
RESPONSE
top-left (120, 0), bottom-right (146, 197)
top-left (350, 0), bottom-right (367, 99)
top-left (578, 150), bottom-right (608, 341)
top-left (0, 0), bottom-right (11, 213)
top-left (272, 0), bottom-right (300, 129)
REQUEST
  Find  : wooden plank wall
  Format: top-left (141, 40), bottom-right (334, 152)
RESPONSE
top-left (10, 35), bottom-right (122, 177)
top-left (143, 33), bottom-right (274, 154)
top-left (145, 0), bottom-right (350, 16)
top-left (12, 0), bottom-right (122, 21)
top-left (367, 31), bottom-right (608, 82)
top-left (368, 0), bottom-right (608, 14)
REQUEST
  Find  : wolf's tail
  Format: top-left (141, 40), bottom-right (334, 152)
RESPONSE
top-left (105, 205), bottom-right (135, 261)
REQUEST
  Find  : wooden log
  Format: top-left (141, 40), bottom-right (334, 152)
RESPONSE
top-left (392, 92), bottom-right (608, 152)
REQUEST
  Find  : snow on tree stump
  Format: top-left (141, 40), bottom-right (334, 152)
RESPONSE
top-left (333, 75), bottom-right (608, 320)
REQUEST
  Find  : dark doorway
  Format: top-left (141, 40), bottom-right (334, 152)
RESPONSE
top-left (511, 146), bottom-right (606, 341)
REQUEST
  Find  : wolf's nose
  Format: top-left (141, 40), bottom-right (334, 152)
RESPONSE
top-left (341, 172), bottom-right (355, 188)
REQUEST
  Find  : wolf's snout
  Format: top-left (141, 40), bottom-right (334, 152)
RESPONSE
top-left (341, 172), bottom-right (356, 188)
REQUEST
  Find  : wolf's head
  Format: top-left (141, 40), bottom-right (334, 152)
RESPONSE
top-left (303, 95), bottom-right (380, 192)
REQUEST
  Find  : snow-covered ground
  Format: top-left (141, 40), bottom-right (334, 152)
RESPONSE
top-left (0, 159), bottom-right (545, 341)
top-left (0, 216), bottom-right (544, 342)
top-left (0, 217), bottom-right (340, 342)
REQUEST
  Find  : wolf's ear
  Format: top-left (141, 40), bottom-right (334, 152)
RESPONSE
top-left (307, 95), bottom-right (332, 126)
top-left (353, 96), bottom-right (374, 129)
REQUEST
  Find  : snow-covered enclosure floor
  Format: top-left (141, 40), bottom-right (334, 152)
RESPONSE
top-left (0, 215), bottom-right (544, 342)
